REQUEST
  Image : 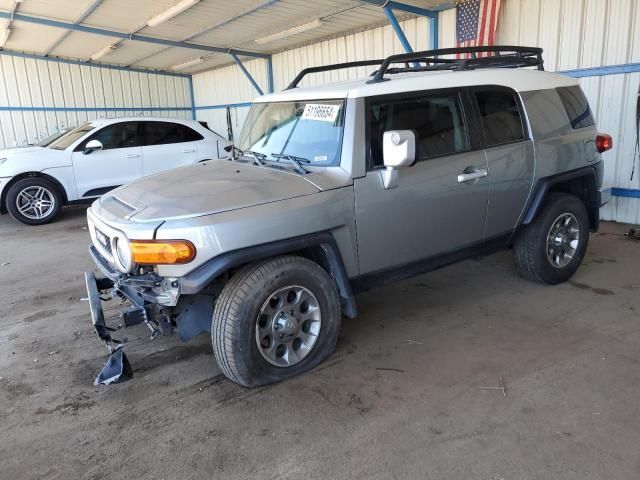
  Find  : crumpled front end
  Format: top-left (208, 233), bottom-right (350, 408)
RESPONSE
top-left (84, 207), bottom-right (214, 385)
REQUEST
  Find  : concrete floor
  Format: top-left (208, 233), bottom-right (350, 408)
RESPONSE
top-left (1, 207), bottom-right (639, 480)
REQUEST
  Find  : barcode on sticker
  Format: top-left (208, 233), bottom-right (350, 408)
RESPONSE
top-left (301, 104), bottom-right (340, 122)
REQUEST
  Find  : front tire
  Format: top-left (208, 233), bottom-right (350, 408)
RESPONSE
top-left (513, 192), bottom-right (589, 284)
top-left (212, 255), bottom-right (341, 387)
top-left (6, 177), bottom-right (63, 225)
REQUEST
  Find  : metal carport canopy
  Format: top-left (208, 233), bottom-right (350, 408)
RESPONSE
top-left (0, 0), bottom-right (448, 95)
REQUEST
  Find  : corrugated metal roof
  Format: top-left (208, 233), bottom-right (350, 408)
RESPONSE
top-left (0, 0), bottom-right (443, 72)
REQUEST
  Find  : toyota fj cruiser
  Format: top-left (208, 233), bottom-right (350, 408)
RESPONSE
top-left (84, 46), bottom-right (612, 387)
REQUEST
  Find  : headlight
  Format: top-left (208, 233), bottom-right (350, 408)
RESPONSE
top-left (0, 158), bottom-right (7, 166)
top-left (112, 234), bottom-right (133, 273)
top-left (130, 240), bottom-right (196, 265)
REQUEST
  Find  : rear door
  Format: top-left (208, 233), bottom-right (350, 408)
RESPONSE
top-left (354, 88), bottom-right (489, 275)
top-left (470, 86), bottom-right (534, 238)
top-left (140, 121), bottom-right (201, 176)
top-left (71, 121), bottom-right (143, 197)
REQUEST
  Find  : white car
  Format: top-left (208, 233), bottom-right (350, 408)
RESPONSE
top-left (0, 117), bottom-right (230, 225)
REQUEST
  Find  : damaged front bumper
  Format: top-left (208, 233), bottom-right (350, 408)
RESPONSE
top-left (85, 246), bottom-right (213, 385)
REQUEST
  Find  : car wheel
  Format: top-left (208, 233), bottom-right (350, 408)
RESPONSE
top-left (6, 177), bottom-right (63, 225)
top-left (212, 255), bottom-right (341, 387)
top-left (513, 192), bottom-right (590, 285)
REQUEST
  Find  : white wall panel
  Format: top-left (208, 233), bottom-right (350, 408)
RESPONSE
top-left (0, 55), bottom-right (192, 149)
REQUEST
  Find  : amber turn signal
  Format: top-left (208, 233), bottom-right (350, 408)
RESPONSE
top-left (130, 240), bottom-right (196, 265)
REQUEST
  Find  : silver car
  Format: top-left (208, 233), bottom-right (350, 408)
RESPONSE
top-left (84, 46), bottom-right (612, 387)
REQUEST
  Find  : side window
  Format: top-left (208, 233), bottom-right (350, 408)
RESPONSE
top-left (556, 86), bottom-right (595, 129)
top-left (369, 92), bottom-right (469, 167)
top-left (142, 122), bottom-right (204, 146)
top-left (475, 90), bottom-right (526, 147)
top-left (78, 122), bottom-right (141, 150)
top-left (179, 124), bottom-right (204, 142)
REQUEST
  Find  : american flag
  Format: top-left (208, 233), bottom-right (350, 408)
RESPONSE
top-left (456, 0), bottom-right (502, 59)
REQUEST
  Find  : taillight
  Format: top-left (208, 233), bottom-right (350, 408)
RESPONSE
top-left (595, 133), bottom-right (613, 153)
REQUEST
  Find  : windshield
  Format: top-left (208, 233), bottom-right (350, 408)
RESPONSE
top-left (48, 123), bottom-right (96, 150)
top-left (236, 99), bottom-right (345, 166)
top-left (36, 127), bottom-right (73, 147)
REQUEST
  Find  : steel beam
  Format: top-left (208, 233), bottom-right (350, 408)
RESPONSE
top-left (383, 6), bottom-right (420, 68)
top-left (44, 0), bottom-right (103, 56)
top-left (230, 53), bottom-right (264, 96)
top-left (188, 76), bottom-right (196, 119)
top-left (266, 56), bottom-right (274, 93)
top-left (360, 0), bottom-right (438, 19)
top-left (430, 13), bottom-right (439, 50)
top-left (0, 11), bottom-right (270, 59)
top-left (0, 49), bottom-right (190, 77)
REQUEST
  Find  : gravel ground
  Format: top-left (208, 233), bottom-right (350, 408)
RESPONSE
top-left (1, 207), bottom-right (639, 480)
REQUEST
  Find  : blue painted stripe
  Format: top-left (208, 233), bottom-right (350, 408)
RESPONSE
top-left (0, 106), bottom-right (190, 112)
top-left (0, 11), bottom-right (270, 59)
top-left (561, 62), bottom-right (640, 78)
top-left (0, 49), bottom-right (191, 78)
top-left (612, 188), bottom-right (640, 199)
top-left (195, 102), bottom-right (252, 110)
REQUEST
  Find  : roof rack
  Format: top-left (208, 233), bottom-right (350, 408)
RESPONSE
top-left (285, 45), bottom-right (544, 90)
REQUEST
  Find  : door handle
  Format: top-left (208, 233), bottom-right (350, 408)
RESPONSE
top-left (457, 168), bottom-right (488, 183)
top-left (126, 154), bottom-right (141, 159)
top-left (182, 149), bottom-right (196, 153)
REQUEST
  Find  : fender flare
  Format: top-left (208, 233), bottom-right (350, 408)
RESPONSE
top-left (520, 166), bottom-right (599, 228)
top-left (180, 231), bottom-right (358, 319)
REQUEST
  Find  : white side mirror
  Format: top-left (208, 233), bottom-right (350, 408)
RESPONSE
top-left (381, 130), bottom-right (415, 189)
top-left (84, 139), bottom-right (103, 155)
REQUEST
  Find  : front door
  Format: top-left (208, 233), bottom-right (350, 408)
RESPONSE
top-left (71, 121), bottom-right (143, 198)
top-left (354, 89), bottom-right (489, 275)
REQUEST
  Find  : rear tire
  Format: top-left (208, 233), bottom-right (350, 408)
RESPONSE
top-left (6, 177), bottom-right (63, 225)
top-left (513, 192), bottom-right (589, 284)
top-left (212, 255), bottom-right (341, 387)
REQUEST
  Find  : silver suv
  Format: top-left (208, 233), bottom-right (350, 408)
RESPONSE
top-left (84, 47), bottom-right (612, 387)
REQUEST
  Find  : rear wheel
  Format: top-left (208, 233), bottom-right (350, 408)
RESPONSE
top-left (513, 193), bottom-right (589, 284)
top-left (6, 177), bottom-right (63, 225)
top-left (212, 255), bottom-right (341, 387)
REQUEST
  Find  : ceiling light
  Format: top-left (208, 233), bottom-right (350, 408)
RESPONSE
top-left (0, 28), bottom-right (11, 48)
top-left (171, 57), bottom-right (203, 70)
top-left (147, 0), bottom-right (200, 27)
top-left (254, 19), bottom-right (323, 44)
top-left (90, 44), bottom-right (117, 61)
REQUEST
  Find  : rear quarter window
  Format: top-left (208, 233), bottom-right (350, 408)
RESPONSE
top-left (556, 86), bottom-right (595, 129)
top-left (474, 90), bottom-right (526, 147)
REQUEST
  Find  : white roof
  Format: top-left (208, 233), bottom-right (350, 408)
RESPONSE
top-left (255, 68), bottom-right (580, 103)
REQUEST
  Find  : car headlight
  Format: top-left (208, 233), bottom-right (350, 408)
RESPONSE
top-left (0, 158), bottom-right (7, 166)
top-left (112, 234), bottom-right (133, 273)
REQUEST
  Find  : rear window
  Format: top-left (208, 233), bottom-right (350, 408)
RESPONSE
top-left (475, 90), bottom-right (526, 147)
top-left (556, 86), bottom-right (595, 129)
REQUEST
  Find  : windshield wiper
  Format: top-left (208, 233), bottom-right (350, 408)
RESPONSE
top-left (244, 150), bottom-right (267, 166)
top-left (226, 145), bottom-right (265, 166)
top-left (268, 153), bottom-right (310, 174)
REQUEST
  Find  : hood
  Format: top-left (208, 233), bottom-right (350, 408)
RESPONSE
top-left (0, 146), bottom-right (46, 157)
top-left (100, 160), bottom-right (322, 222)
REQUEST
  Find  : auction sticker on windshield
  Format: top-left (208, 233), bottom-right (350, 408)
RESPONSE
top-left (301, 104), bottom-right (341, 122)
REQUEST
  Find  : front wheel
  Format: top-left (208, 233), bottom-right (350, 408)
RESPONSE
top-left (513, 192), bottom-right (590, 284)
top-left (212, 255), bottom-right (341, 387)
top-left (6, 177), bottom-right (63, 225)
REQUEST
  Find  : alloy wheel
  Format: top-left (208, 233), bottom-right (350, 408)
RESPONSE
top-left (255, 285), bottom-right (322, 367)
